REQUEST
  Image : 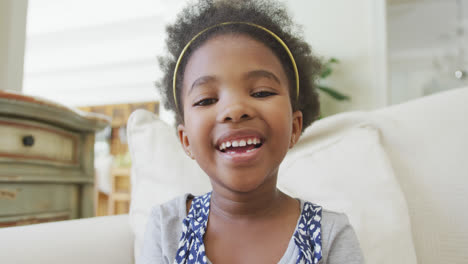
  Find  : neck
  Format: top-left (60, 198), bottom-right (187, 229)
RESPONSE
top-left (209, 175), bottom-right (287, 221)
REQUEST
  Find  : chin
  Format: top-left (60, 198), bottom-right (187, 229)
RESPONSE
top-left (211, 170), bottom-right (274, 194)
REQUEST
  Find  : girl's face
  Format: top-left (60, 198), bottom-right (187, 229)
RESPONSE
top-left (178, 34), bottom-right (302, 193)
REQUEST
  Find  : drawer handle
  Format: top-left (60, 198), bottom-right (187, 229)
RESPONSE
top-left (22, 135), bottom-right (35, 147)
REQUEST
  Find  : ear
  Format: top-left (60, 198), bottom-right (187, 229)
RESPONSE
top-left (289, 110), bottom-right (303, 148)
top-left (177, 124), bottom-right (194, 159)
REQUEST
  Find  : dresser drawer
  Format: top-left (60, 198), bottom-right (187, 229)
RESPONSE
top-left (0, 118), bottom-right (79, 166)
top-left (0, 183), bottom-right (79, 227)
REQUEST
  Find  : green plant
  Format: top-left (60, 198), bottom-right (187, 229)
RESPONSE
top-left (317, 58), bottom-right (350, 101)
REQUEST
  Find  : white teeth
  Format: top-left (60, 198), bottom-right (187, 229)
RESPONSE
top-left (218, 137), bottom-right (262, 151)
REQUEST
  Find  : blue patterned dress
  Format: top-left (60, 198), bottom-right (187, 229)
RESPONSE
top-left (173, 192), bottom-right (323, 264)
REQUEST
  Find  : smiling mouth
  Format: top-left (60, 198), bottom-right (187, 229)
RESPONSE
top-left (217, 138), bottom-right (263, 154)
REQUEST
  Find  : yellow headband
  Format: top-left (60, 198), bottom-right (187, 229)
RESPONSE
top-left (173, 21), bottom-right (299, 111)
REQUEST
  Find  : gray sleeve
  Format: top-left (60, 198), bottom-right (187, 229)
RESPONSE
top-left (323, 213), bottom-right (365, 264)
top-left (137, 206), bottom-right (166, 264)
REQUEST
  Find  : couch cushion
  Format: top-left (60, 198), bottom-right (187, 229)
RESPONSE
top-left (278, 113), bottom-right (416, 264)
top-left (127, 109), bottom-right (417, 264)
top-left (0, 215), bottom-right (133, 264)
top-left (374, 87), bottom-right (468, 264)
top-left (127, 110), bottom-right (211, 260)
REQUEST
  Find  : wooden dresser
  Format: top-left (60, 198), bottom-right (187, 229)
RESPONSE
top-left (0, 91), bottom-right (110, 227)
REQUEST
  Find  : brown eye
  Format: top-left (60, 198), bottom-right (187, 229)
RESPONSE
top-left (194, 98), bottom-right (218, 106)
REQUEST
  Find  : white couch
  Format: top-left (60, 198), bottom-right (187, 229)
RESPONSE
top-left (1, 87), bottom-right (467, 264)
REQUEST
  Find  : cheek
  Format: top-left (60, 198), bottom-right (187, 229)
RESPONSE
top-left (184, 111), bottom-right (213, 153)
top-left (268, 101), bottom-right (293, 134)
top-left (263, 102), bottom-right (293, 159)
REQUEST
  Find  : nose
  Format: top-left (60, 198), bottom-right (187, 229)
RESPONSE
top-left (216, 98), bottom-right (254, 123)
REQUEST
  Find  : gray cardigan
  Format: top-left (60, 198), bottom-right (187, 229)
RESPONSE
top-left (138, 194), bottom-right (364, 264)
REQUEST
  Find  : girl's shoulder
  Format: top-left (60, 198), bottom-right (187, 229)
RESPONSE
top-left (307, 204), bottom-right (363, 263)
top-left (149, 193), bottom-right (192, 222)
top-left (297, 198), bottom-right (351, 229)
top-left (142, 194), bottom-right (193, 264)
top-left (321, 208), bottom-right (352, 231)
top-left (298, 199), bottom-right (354, 242)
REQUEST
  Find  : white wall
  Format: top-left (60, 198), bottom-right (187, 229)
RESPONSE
top-left (23, 0), bottom-right (186, 124)
top-left (387, 0), bottom-right (468, 104)
top-left (0, 0), bottom-right (28, 92)
top-left (389, 55), bottom-right (468, 104)
top-left (23, 0), bottom-right (185, 105)
top-left (284, 0), bottom-right (388, 115)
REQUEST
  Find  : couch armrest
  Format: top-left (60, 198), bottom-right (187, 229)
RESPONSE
top-left (0, 215), bottom-right (133, 264)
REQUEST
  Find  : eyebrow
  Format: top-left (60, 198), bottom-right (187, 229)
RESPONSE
top-left (189, 76), bottom-right (217, 95)
top-left (245, 70), bottom-right (281, 85)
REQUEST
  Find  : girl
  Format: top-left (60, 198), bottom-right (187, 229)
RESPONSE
top-left (140, 0), bottom-right (364, 263)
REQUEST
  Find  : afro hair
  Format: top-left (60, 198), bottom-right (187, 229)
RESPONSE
top-left (157, 0), bottom-right (322, 132)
